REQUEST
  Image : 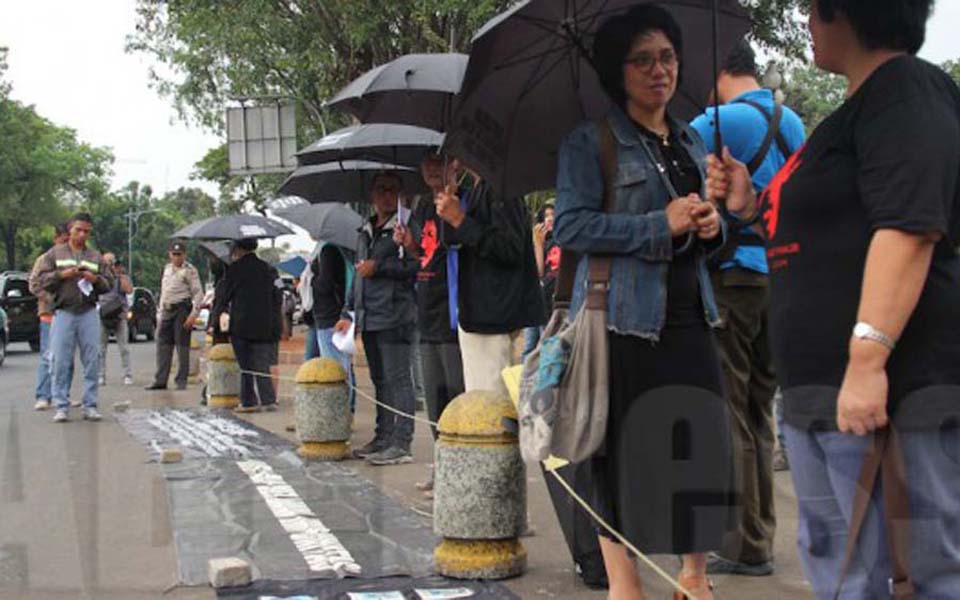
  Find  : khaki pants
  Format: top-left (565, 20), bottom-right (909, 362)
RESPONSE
top-left (711, 268), bottom-right (778, 565)
top-left (457, 326), bottom-right (514, 397)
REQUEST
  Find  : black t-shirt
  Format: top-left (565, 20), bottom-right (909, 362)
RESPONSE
top-left (765, 55), bottom-right (960, 429)
top-left (311, 245), bottom-right (347, 329)
top-left (637, 123), bottom-right (704, 327)
top-left (414, 199), bottom-right (458, 343)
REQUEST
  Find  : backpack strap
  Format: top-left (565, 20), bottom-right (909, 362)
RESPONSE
top-left (833, 426), bottom-right (916, 600)
top-left (555, 120), bottom-right (617, 311)
top-left (734, 98), bottom-right (793, 174)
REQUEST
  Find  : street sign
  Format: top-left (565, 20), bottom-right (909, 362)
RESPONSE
top-left (226, 102), bottom-right (298, 176)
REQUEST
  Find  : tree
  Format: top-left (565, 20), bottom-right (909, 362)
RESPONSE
top-left (942, 59), bottom-right (960, 87)
top-left (780, 62), bottom-right (846, 133)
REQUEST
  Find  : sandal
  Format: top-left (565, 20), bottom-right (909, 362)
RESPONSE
top-left (672, 575), bottom-right (714, 600)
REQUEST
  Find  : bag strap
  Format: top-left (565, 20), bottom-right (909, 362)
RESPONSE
top-left (555, 119), bottom-right (617, 310)
top-left (833, 426), bottom-right (916, 600)
top-left (734, 99), bottom-right (792, 174)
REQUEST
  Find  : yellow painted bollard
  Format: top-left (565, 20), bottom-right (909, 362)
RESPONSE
top-left (434, 390), bottom-right (527, 579)
top-left (207, 344), bottom-right (240, 409)
top-left (295, 358), bottom-right (351, 461)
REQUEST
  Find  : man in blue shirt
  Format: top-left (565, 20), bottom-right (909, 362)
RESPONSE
top-left (691, 41), bottom-right (805, 577)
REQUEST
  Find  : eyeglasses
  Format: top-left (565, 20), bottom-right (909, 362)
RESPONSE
top-left (624, 50), bottom-right (678, 73)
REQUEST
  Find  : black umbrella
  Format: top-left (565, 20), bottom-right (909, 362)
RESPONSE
top-left (273, 203), bottom-right (363, 252)
top-left (171, 214), bottom-right (294, 241)
top-left (443, 0), bottom-right (752, 197)
top-left (199, 241), bottom-right (233, 264)
top-left (278, 161), bottom-right (429, 204)
top-left (326, 53), bottom-right (469, 131)
top-left (295, 123), bottom-right (444, 169)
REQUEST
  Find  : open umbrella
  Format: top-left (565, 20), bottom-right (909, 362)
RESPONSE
top-left (443, 0), bottom-right (752, 197)
top-left (273, 203), bottom-right (363, 252)
top-left (199, 241), bottom-right (233, 264)
top-left (326, 53), bottom-right (469, 131)
top-left (171, 214), bottom-right (294, 241)
top-left (278, 161), bottom-right (428, 204)
top-left (277, 256), bottom-right (308, 278)
top-left (295, 123), bottom-right (444, 169)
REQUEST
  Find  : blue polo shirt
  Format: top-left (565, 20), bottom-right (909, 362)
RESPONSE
top-left (691, 89), bottom-right (806, 274)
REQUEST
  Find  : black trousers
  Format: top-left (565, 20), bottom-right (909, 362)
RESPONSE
top-left (420, 340), bottom-right (465, 439)
top-left (231, 337), bottom-right (277, 408)
top-left (153, 302), bottom-right (191, 388)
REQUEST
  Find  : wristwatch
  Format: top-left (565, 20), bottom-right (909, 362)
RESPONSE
top-left (852, 322), bottom-right (896, 351)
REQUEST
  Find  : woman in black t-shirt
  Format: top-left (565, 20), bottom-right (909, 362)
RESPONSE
top-left (709, 1), bottom-right (960, 598)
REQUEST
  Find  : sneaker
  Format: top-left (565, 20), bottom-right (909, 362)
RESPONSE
top-left (53, 409), bottom-right (69, 423)
top-left (773, 447), bottom-right (790, 472)
top-left (415, 469), bottom-right (434, 493)
top-left (263, 403), bottom-right (279, 412)
top-left (123, 376), bottom-right (134, 386)
top-left (234, 405), bottom-right (262, 414)
top-left (98, 376), bottom-right (106, 386)
top-left (352, 438), bottom-right (388, 459)
top-left (366, 446), bottom-right (414, 466)
top-left (705, 554), bottom-right (774, 576)
top-left (70, 399), bottom-right (82, 408)
top-left (34, 399), bottom-right (52, 411)
top-left (82, 407), bottom-right (102, 422)
top-left (144, 383), bottom-right (167, 391)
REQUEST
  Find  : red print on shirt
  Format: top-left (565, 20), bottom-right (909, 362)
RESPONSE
top-left (759, 144), bottom-right (805, 240)
top-left (545, 244), bottom-right (561, 275)
top-left (420, 218), bottom-right (439, 270)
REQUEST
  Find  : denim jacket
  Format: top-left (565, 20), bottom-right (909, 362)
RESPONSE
top-left (554, 107), bottom-right (725, 341)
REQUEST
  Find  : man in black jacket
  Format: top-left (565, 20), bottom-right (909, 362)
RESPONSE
top-left (434, 163), bottom-right (545, 395)
top-left (336, 172), bottom-right (421, 466)
top-left (213, 239), bottom-right (283, 412)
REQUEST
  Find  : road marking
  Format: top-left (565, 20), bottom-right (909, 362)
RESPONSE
top-left (236, 459), bottom-right (362, 578)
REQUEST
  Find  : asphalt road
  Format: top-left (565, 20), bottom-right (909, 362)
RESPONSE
top-left (0, 334), bottom-right (815, 599)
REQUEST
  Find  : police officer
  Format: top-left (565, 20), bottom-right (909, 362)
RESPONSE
top-left (146, 241), bottom-right (203, 391)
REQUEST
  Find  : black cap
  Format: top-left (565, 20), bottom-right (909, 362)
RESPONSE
top-left (169, 241), bottom-right (186, 253)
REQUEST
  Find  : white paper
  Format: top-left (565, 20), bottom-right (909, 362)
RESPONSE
top-left (78, 279), bottom-right (93, 297)
top-left (397, 198), bottom-right (412, 226)
top-left (415, 589), bottom-right (475, 600)
top-left (332, 312), bottom-right (356, 355)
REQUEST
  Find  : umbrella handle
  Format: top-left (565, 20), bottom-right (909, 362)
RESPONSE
top-left (711, 0), bottom-right (723, 155)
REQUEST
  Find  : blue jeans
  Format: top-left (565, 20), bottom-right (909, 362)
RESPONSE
top-left (361, 325), bottom-right (416, 448)
top-left (35, 320), bottom-right (53, 401)
top-left (304, 325), bottom-right (320, 360)
top-left (784, 423), bottom-right (960, 599)
top-left (51, 309), bottom-right (101, 410)
top-left (317, 327), bottom-right (355, 410)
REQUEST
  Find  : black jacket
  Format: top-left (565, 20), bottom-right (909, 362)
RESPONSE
top-left (344, 213), bottom-right (419, 332)
top-left (213, 253), bottom-right (282, 342)
top-left (311, 245), bottom-right (347, 329)
top-left (445, 182), bottom-right (545, 334)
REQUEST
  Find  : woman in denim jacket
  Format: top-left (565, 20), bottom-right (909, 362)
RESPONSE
top-left (554, 6), bottom-right (735, 599)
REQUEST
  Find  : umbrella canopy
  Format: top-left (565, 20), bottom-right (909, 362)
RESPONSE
top-left (296, 123), bottom-right (444, 169)
top-left (273, 203), bottom-right (363, 252)
top-left (326, 53), bottom-right (469, 131)
top-left (199, 241), bottom-right (233, 264)
top-left (277, 256), bottom-right (308, 278)
top-left (278, 161), bottom-right (428, 204)
top-left (171, 214), bottom-right (294, 241)
top-left (443, 0), bottom-right (752, 197)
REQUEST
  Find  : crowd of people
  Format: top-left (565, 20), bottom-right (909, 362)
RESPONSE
top-left (22, 1), bottom-right (960, 598)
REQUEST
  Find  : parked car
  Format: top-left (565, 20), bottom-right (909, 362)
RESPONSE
top-left (127, 287), bottom-right (157, 342)
top-left (0, 271), bottom-right (40, 351)
top-left (0, 306), bottom-right (8, 366)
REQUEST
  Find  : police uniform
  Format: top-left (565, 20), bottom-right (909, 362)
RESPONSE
top-left (148, 241), bottom-right (203, 390)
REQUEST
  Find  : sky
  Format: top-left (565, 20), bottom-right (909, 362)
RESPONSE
top-left (1, 0), bottom-right (959, 251)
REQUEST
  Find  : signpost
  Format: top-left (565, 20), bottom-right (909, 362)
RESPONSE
top-left (226, 101), bottom-right (298, 176)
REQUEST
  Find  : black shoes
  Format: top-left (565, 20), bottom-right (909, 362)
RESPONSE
top-left (144, 383), bottom-right (167, 391)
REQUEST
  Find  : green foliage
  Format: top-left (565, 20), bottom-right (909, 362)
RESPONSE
top-left (780, 62), bottom-right (847, 133)
top-left (941, 59), bottom-right (960, 87)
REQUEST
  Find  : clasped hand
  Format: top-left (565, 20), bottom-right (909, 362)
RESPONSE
top-left (666, 194), bottom-right (721, 240)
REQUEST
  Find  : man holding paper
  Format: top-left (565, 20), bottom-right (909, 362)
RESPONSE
top-left (335, 172), bottom-right (420, 466)
top-left (35, 212), bottom-right (112, 423)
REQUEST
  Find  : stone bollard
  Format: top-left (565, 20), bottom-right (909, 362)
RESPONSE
top-left (434, 390), bottom-right (527, 579)
top-left (188, 330), bottom-right (205, 383)
top-left (207, 344), bottom-right (240, 409)
top-left (295, 357), bottom-right (351, 461)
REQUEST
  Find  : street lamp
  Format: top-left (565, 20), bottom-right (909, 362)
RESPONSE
top-left (125, 207), bottom-right (161, 283)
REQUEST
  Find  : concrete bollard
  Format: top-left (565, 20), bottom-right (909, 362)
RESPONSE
top-left (207, 344), bottom-right (240, 409)
top-left (434, 390), bottom-right (527, 579)
top-left (295, 357), bottom-right (351, 461)
top-left (188, 330), bottom-right (205, 383)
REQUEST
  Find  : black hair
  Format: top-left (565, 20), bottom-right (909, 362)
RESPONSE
top-left (816, 0), bottom-right (933, 54)
top-left (592, 4), bottom-right (684, 108)
top-left (722, 40), bottom-right (757, 78)
top-left (536, 203), bottom-right (555, 223)
top-left (69, 212), bottom-right (93, 226)
top-left (55, 222), bottom-right (70, 236)
top-left (372, 170), bottom-right (404, 190)
top-left (234, 238), bottom-right (258, 252)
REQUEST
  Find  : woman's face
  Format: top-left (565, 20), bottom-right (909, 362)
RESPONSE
top-left (809, 1), bottom-right (850, 74)
top-left (622, 30), bottom-right (679, 113)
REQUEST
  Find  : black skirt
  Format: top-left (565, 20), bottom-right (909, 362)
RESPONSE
top-left (589, 325), bottom-right (736, 554)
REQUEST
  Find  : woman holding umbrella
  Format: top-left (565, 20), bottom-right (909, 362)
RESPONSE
top-left (554, 6), bottom-right (733, 599)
